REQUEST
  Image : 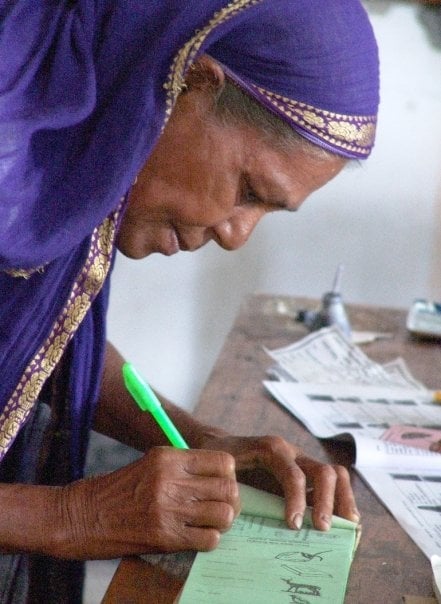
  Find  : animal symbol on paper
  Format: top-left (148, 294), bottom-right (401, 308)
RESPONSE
top-left (276, 550), bottom-right (331, 563)
top-left (282, 579), bottom-right (321, 596)
top-left (276, 550), bottom-right (333, 578)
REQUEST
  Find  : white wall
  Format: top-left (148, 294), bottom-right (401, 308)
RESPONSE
top-left (107, 1), bottom-right (441, 411)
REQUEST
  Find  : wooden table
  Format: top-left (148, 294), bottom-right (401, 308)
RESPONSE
top-left (103, 295), bottom-right (441, 604)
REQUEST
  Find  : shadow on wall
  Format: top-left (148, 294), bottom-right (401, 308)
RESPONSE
top-left (365, 0), bottom-right (441, 47)
top-left (418, 5), bottom-right (441, 47)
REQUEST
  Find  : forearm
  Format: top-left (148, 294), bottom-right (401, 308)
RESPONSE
top-left (0, 483), bottom-right (67, 557)
top-left (93, 342), bottom-right (227, 451)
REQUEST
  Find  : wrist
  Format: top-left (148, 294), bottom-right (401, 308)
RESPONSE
top-left (0, 484), bottom-right (68, 557)
top-left (192, 425), bottom-right (230, 449)
top-left (54, 478), bottom-right (100, 560)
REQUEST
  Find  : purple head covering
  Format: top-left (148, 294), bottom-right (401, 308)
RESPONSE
top-left (209, 1), bottom-right (379, 158)
top-left (0, 0), bottom-right (379, 477)
top-left (0, 0), bottom-right (379, 271)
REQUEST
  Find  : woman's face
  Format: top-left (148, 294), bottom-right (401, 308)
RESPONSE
top-left (116, 88), bottom-right (346, 259)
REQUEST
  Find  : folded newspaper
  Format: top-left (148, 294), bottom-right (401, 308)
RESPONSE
top-left (265, 324), bottom-right (426, 391)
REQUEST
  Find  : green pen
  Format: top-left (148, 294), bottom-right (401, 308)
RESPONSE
top-left (122, 362), bottom-right (189, 449)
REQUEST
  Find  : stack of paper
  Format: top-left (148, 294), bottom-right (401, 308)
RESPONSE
top-left (178, 484), bottom-right (359, 604)
top-left (264, 326), bottom-right (441, 561)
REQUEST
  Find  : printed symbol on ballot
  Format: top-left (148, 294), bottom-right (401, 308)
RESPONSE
top-left (276, 550), bottom-right (333, 578)
top-left (282, 578), bottom-right (321, 596)
top-left (276, 550), bottom-right (331, 563)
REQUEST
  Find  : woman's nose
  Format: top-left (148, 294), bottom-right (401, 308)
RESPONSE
top-left (211, 208), bottom-right (263, 251)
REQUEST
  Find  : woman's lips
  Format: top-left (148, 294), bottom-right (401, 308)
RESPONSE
top-left (175, 229), bottom-right (212, 252)
top-left (158, 227), bottom-right (180, 255)
top-left (158, 227), bottom-right (209, 255)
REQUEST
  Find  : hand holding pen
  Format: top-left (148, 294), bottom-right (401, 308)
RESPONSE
top-left (56, 362), bottom-right (240, 560)
top-left (122, 362), bottom-right (359, 532)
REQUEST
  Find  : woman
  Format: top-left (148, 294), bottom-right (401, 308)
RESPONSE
top-left (0, 1), bottom-right (379, 601)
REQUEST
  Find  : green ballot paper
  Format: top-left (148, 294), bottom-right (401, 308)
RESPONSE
top-left (178, 484), bottom-right (359, 604)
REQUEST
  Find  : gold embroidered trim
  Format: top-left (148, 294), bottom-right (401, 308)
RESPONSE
top-left (4, 265), bottom-right (47, 279)
top-left (0, 200), bottom-right (123, 458)
top-left (159, 0), bottom-right (376, 156)
top-left (162, 0), bottom-right (262, 127)
top-left (255, 87), bottom-right (377, 155)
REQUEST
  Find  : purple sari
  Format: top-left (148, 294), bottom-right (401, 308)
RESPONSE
top-left (0, 1), bottom-right (379, 600)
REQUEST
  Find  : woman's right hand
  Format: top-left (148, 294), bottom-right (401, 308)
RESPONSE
top-left (55, 447), bottom-right (240, 560)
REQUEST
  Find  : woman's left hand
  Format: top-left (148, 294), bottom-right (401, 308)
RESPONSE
top-left (198, 432), bottom-right (359, 531)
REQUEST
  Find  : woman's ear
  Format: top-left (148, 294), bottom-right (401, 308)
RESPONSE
top-left (185, 55), bottom-right (226, 93)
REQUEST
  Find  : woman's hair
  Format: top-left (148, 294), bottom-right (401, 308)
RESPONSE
top-left (212, 79), bottom-right (335, 160)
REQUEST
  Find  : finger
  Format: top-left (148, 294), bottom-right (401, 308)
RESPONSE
top-left (331, 465), bottom-right (360, 523)
top-left (181, 526), bottom-right (222, 552)
top-left (177, 475), bottom-right (240, 516)
top-left (300, 460), bottom-right (359, 530)
top-left (185, 500), bottom-right (236, 532)
top-left (243, 436), bottom-right (308, 529)
top-left (181, 449), bottom-right (236, 478)
top-left (258, 440), bottom-right (359, 530)
top-left (305, 461), bottom-right (338, 531)
top-left (276, 463), bottom-right (307, 530)
top-left (166, 501), bottom-right (235, 552)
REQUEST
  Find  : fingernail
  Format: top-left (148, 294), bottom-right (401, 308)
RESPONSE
top-left (320, 514), bottom-right (331, 530)
top-left (351, 508), bottom-right (361, 522)
top-left (293, 513), bottom-right (303, 530)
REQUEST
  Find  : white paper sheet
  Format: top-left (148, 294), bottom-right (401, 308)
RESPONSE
top-left (265, 325), bottom-right (426, 391)
top-left (265, 380), bottom-right (441, 559)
